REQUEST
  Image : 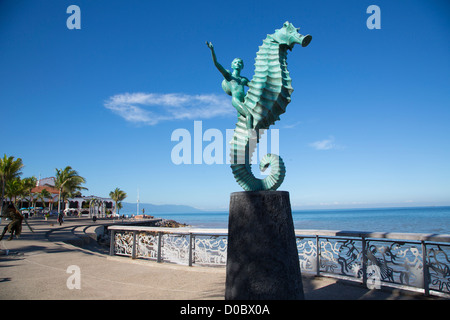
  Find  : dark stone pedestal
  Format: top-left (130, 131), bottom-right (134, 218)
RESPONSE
top-left (225, 191), bottom-right (304, 300)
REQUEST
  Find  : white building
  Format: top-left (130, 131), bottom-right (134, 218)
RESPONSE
top-left (65, 195), bottom-right (115, 217)
top-left (33, 177), bottom-right (115, 217)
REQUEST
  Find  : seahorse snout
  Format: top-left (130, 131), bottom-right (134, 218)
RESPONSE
top-left (291, 33), bottom-right (312, 48)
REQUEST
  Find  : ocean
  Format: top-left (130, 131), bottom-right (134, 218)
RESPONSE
top-left (123, 206), bottom-right (450, 234)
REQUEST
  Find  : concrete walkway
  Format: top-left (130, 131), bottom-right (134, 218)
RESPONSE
top-left (0, 217), bottom-right (440, 300)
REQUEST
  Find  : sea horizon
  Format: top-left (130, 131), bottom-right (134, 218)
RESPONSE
top-left (119, 205), bottom-right (450, 235)
top-left (123, 203), bottom-right (450, 214)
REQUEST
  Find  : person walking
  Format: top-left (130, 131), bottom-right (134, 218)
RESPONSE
top-left (57, 211), bottom-right (64, 226)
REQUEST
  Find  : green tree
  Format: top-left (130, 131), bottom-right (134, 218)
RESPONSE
top-left (21, 176), bottom-right (37, 209)
top-left (0, 154), bottom-right (24, 209)
top-left (55, 166), bottom-right (87, 214)
top-left (5, 178), bottom-right (22, 207)
top-left (37, 188), bottom-right (52, 212)
top-left (109, 188), bottom-right (127, 215)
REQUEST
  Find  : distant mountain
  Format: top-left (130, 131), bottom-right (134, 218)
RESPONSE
top-left (120, 202), bottom-right (202, 214)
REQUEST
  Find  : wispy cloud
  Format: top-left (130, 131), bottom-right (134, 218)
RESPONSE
top-left (309, 136), bottom-right (343, 150)
top-left (282, 121), bottom-right (302, 129)
top-left (104, 92), bottom-right (234, 125)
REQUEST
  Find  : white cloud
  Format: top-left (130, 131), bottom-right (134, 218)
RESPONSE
top-left (282, 121), bottom-right (302, 129)
top-left (104, 92), bottom-right (234, 125)
top-left (309, 136), bottom-right (343, 150)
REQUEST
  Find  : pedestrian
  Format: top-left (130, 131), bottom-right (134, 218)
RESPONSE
top-left (57, 211), bottom-right (64, 226)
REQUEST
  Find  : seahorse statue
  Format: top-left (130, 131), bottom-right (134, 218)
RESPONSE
top-left (207, 22), bottom-right (311, 191)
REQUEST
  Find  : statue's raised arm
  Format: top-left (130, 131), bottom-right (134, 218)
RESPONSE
top-left (206, 41), bottom-right (231, 81)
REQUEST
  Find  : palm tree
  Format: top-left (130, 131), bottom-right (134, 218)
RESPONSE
top-left (37, 189), bottom-right (52, 212)
top-left (5, 178), bottom-right (22, 207)
top-left (0, 154), bottom-right (24, 209)
top-left (21, 176), bottom-right (37, 209)
top-left (109, 188), bottom-right (127, 215)
top-left (55, 166), bottom-right (87, 214)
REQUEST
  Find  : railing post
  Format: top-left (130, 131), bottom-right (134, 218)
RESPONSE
top-left (131, 231), bottom-right (137, 259)
top-left (315, 235), bottom-right (320, 276)
top-left (361, 237), bottom-right (367, 286)
top-left (157, 232), bottom-right (162, 263)
top-left (422, 241), bottom-right (429, 296)
top-left (189, 233), bottom-right (193, 266)
top-left (109, 229), bottom-right (115, 256)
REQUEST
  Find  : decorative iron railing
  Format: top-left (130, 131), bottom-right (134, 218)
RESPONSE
top-left (294, 230), bottom-right (450, 298)
top-left (109, 226), bottom-right (227, 267)
top-left (108, 226), bottom-right (450, 298)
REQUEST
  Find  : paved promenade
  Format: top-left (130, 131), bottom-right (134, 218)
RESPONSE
top-left (0, 217), bottom-right (440, 300)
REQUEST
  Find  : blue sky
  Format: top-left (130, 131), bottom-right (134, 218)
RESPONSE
top-left (1, 0), bottom-right (449, 211)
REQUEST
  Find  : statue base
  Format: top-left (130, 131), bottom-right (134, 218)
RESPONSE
top-left (225, 191), bottom-right (304, 300)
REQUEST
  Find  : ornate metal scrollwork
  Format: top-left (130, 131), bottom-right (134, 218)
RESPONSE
top-left (427, 244), bottom-right (450, 292)
top-left (137, 232), bottom-right (158, 259)
top-left (194, 235), bottom-right (227, 266)
top-left (366, 241), bottom-right (424, 287)
top-left (114, 231), bottom-right (133, 256)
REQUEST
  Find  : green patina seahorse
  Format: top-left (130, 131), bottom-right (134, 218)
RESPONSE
top-left (207, 21), bottom-right (311, 191)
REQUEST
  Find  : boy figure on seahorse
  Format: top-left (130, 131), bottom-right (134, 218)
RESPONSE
top-left (206, 22), bottom-right (311, 191)
top-left (206, 41), bottom-right (254, 132)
